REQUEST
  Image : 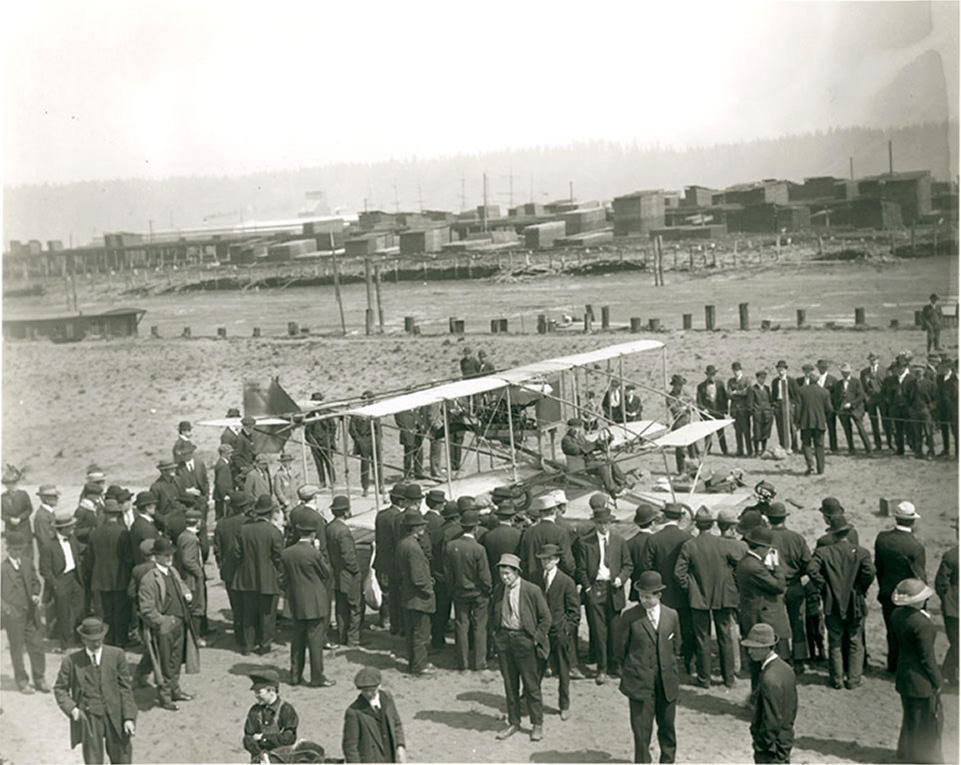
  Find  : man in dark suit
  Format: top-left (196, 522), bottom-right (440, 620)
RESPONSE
top-left (175, 441), bottom-right (210, 557)
top-left (149, 460), bottom-right (181, 519)
top-left (884, 353), bottom-right (913, 455)
top-left (280, 512), bottom-right (335, 688)
top-left (491, 552), bottom-right (551, 742)
top-left (808, 515), bottom-right (874, 689)
top-left (349, 390), bottom-right (383, 498)
top-left (937, 360), bottom-right (958, 458)
top-left (770, 361), bottom-right (800, 454)
top-left (445, 509), bottom-right (492, 672)
top-left (343, 667), bottom-right (407, 763)
top-left (935, 542), bottom-right (959, 687)
top-left (374, 484), bottom-right (406, 634)
top-left (674, 508), bottom-right (741, 688)
top-left (728, 362), bottom-right (753, 457)
top-left (696, 365), bottom-right (729, 455)
top-left (614, 571), bottom-right (680, 764)
top-left (174, 509), bottom-right (207, 642)
top-left (232, 496), bottom-right (284, 655)
top-left (891, 578), bottom-right (944, 764)
top-left (128, 492), bottom-right (159, 566)
top-left (765, 502), bottom-right (812, 674)
top-left (213, 493), bottom-right (249, 650)
top-left (814, 358), bottom-right (840, 452)
top-left (537, 543), bottom-right (579, 721)
top-left (54, 616), bottom-right (137, 764)
top-left (860, 353), bottom-right (888, 450)
top-left (741, 623), bottom-right (797, 764)
top-left (231, 415), bottom-right (258, 484)
top-left (561, 417), bottom-right (628, 495)
top-left (644, 503), bottom-right (694, 675)
top-left (921, 293), bottom-right (943, 353)
top-left (428, 491), bottom-right (455, 650)
top-left (736, 525), bottom-right (791, 690)
top-left (1, 464), bottom-right (33, 535)
top-left (482, 502), bottom-right (522, 580)
top-left (39, 508), bottom-right (85, 652)
top-left (748, 371), bottom-right (774, 456)
top-left (305, 393), bottom-right (338, 487)
top-left (832, 363), bottom-right (872, 453)
top-left (519, 493), bottom-right (576, 581)
top-left (627, 504), bottom-right (659, 604)
top-left (2, 530), bottom-right (47, 694)
top-left (395, 409), bottom-right (424, 480)
top-left (875, 500), bottom-right (928, 673)
top-left (796, 365), bottom-right (833, 475)
top-left (212, 443), bottom-right (233, 520)
top-left (397, 510), bottom-right (436, 676)
top-left (85, 499), bottom-right (133, 649)
top-left (575, 496), bottom-right (633, 684)
top-left (328, 495), bottom-right (362, 647)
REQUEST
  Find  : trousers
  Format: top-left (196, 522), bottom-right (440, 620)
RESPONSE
top-left (585, 581), bottom-right (620, 674)
top-left (242, 592), bottom-right (277, 650)
top-left (154, 619), bottom-right (184, 704)
top-left (691, 607), bottom-right (737, 684)
top-left (404, 609), bottom-right (431, 674)
top-left (290, 617), bottom-right (327, 684)
top-left (3, 609), bottom-right (45, 687)
top-left (628, 681), bottom-right (676, 763)
top-left (80, 712), bottom-right (132, 764)
top-left (800, 428), bottom-right (825, 473)
top-left (825, 612), bottom-right (864, 686)
top-left (545, 625), bottom-right (574, 711)
top-left (335, 587), bottom-right (362, 646)
top-left (495, 628), bottom-right (544, 726)
top-left (453, 596), bottom-right (489, 671)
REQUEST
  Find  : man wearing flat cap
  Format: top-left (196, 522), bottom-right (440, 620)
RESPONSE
top-left (832, 363), bottom-right (872, 453)
top-left (243, 669), bottom-right (299, 763)
top-left (697, 365), bottom-right (729, 455)
top-left (875, 500), bottom-right (927, 673)
top-left (39, 507), bottom-right (85, 652)
top-left (518, 493), bottom-right (575, 581)
top-left (397, 509), bottom-right (436, 675)
top-left (891, 578), bottom-right (943, 763)
top-left (343, 667), bottom-right (407, 763)
top-left (614, 571), bottom-right (680, 764)
top-left (445, 508), bottom-right (493, 671)
top-left (561, 417), bottom-right (629, 495)
top-left (860, 352), bottom-right (889, 450)
top-left (770, 361), bottom-right (800, 454)
top-left (796, 365), bottom-right (833, 475)
top-left (741, 623), bottom-right (797, 764)
top-left (54, 616), bottom-right (137, 764)
top-left (233, 493), bottom-right (285, 656)
top-left (575, 495), bottom-right (632, 684)
top-left (86, 499), bottom-right (133, 649)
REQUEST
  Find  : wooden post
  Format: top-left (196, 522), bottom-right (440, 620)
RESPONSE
top-left (394, 260), bottom-right (399, 283)
top-left (761, 320), bottom-right (772, 330)
top-left (583, 314), bottom-right (593, 333)
top-left (733, 239), bottom-right (739, 266)
top-left (739, 302), bottom-right (750, 330)
top-left (405, 316), bottom-right (416, 334)
top-left (601, 306), bottom-right (610, 330)
top-left (704, 305), bottom-right (716, 330)
top-left (890, 232), bottom-right (897, 255)
top-left (585, 304), bottom-right (594, 321)
top-left (537, 314), bottom-right (548, 334)
top-left (796, 309), bottom-right (806, 328)
top-left (630, 317), bottom-right (642, 333)
top-left (890, 319), bottom-right (900, 328)
top-left (673, 245), bottom-right (678, 270)
top-left (252, 327), bottom-right (261, 337)
top-left (688, 245), bottom-right (694, 272)
top-left (682, 313), bottom-right (692, 330)
top-left (288, 321), bottom-right (299, 336)
top-left (364, 258), bottom-right (374, 336)
top-left (374, 264), bottom-right (385, 333)
top-left (182, 327), bottom-right (191, 338)
top-left (648, 318), bottom-right (661, 331)
top-left (331, 252), bottom-right (347, 336)
top-left (818, 236), bottom-right (824, 256)
top-left (910, 224), bottom-right (916, 256)
top-left (150, 325), bottom-right (160, 338)
top-left (855, 307), bottom-right (866, 326)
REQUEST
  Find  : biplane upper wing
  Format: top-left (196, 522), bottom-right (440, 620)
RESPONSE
top-left (652, 418), bottom-right (734, 448)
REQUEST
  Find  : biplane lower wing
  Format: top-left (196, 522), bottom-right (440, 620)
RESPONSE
top-left (652, 418), bottom-right (734, 448)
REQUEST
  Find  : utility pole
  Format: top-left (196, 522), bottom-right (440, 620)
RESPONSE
top-left (569, 180), bottom-right (574, 203)
top-left (529, 175), bottom-right (534, 204)
top-left (849, 156), bottom-right (854, 180)
top-left (393, 182), bottom-right (400, 213)
top-left (417, 185), bottom-right (424, 212)
top-left (482, 172), bottom-right (489, 232)
top-left (888, 139), bottom-right (894, 175)
top-left (460, 172), bottom-right (467, 213)
top-left (508, 166), bottom-right (514, 208)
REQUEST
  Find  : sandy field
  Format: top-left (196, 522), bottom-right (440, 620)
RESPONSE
top-left (1, 260), bottom-right (959, 764)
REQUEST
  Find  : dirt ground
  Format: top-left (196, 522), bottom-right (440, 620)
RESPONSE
top-left (1, 270), bottom-right (959, 763)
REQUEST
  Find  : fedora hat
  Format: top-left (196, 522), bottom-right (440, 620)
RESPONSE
top-left (494, 501), bottom-right (516, 518)
top-left (426, 489), bottom-right (446, 507)
top-left (744, 526), bottom-right (774, 547)
top-left (82, 481), bottom-right (104, 496)
top-left (825, 514), bottom-right (851, 534)
top-left (775, 360), bottom-right (788, 370)
top-left (404, 484), bottom-right (424, 501)
top-left (497, 553), bottom-right (522, 571)
top-left (662, 502), bottom-right (685, 520)
top-left (694, 506), bottom-right (714, 526)
top-left (138, 539), bottom-right (156, 558)
top-left (36, 484), bottom-right (61, 497)
top-left (536, 543), bottom-right (561, 560)
top-left (153, 538), bottom-right (175, 556)
top-left (441, 501), bottom-right (461, 519)
top-left (589, 493), bottom-right (609, 511)
top-left (740, 623), bottom-right (777, 648)
top-left (549, 489), bottom-right (568, 506)
top-left (459, 509), bottom-right (481, 528)
top-left (456, 496), bottom-right (478, 512)
top-left (289, 507), bottom-right (319, 533)
top-left (592, 505), bottom-right (614, 523)
top-left (76, 616), bottom-right (109, 641)
top-left (717, 508), bottom-right (739, 526)
top-left (253, 494), bottom-right (275, 516)
top-left (764, 502), bottom-right (788, 520)
top-left (634, 571), bottom-right (666, 593)
top-left (736, 509), bottom-right (766, 535)
top-left (53, 508), bottom-right (77, 528)
top-left (893, 501), bottom-right (920, 521)
top-left (156, 459), bottom-right (176, 472)
top-left (1, 464), bottom-right (23, 484)
top-left (670, 374), bottom-right (686, 386)
top-left (892, 578), bottom-right (935, 607)
top-left (634, 502), bottom-right (658, 526)
top-left (819, 496), bottom-right (844, 516)
top-left (102, 499), bottom-right (123, 515)
top-left (230, 493), bottom-right (252, 511)
top-left (705, 365), bottom-right (718, 375)
top-left (330, 495), bottom-right (350, 515)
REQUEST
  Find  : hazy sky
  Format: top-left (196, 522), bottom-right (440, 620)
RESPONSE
top-left (2, 1), bottom-right (957, 186)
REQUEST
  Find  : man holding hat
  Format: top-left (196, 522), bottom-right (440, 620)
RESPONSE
top-left (54, 616), bottom-right (137, 764)
top-left (614, 571), bottom-right (680, 763)
top-left (129, 492), bottom-right (159, 567)
top-left (860, 352), bottom-right (889, 450)
top-left (2, 529), bottom-right (47, 694)
top-left (445, 507), bottom-right (493, 671)
top-left (491, 552), bottom-right (551, 741)
top-left (808, 515), bottom-right (874, 689)
top-left (537, 542), bottom-right (579, 720)
top-left (796, 364), bottom-right (832, 475)
top-left (397, 508), bottom-right (436, 675)
top-left (343, 667), bottom-right (407, 763)
top-left (86, 499), bottom-right (133, 649)
top-left (766, 502), bottom-right (812, 675)
top-left (696, 365), bottom-right (729, 455)
top-left (627, 504), bottom-right (659, 605)
top-left (890, 577), bottom-right (944, 763)
top-left (674, 507), bottom-right (741, 688)
top-left (748, 370), bottom-right (774, 456)
top-left (281, 510), bottom-right (335, 688)
top-left (233, 494), bottom-right (285, 655)
top-left (175, 508), bottom-right (207, 644)
top-left (728, 362), bottom-right (754, 457)
top-left (832, 363), bottom-right (872, 453)
top-left (243, 669), bottom-right (299, 763)
top-left (39, 507), bottom-right (84, 652)
top-left (770, 361), bottom-right (799, 454)
top-left (741, 623), bottom-right (797, 764)
top-left (139, 538), bottom-right (197, 710)
top-left (575, 494), bottom-right (632, 685)
top-left (214, 493), bottom-right (251, 650)
top-left (1, 464), bottom-right (33, 534)
top-left (328, 495), bottom-right (362, 647)
top-left (518, 493), bottom-right (575, 581)
top-left (875, 501), bottom-right (927, 673)
top-left (374, 484), bottom-right (406, 635)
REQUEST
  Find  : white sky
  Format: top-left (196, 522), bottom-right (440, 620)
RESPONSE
top-left (2, 0), bottom-right (957, 185)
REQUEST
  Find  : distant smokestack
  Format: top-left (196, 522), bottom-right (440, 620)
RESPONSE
top-left (849, 156), bottom-right (854, 180)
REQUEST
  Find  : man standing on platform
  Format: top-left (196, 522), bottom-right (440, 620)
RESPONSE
top-left (348, 390), bottom-right (382, 497)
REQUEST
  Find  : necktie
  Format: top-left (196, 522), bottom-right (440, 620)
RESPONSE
top-left (648, 610), bottom-right (658, 630)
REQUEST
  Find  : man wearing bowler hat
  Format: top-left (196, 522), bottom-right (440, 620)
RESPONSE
top-left (765, 502), bottom-right (811, 675)
top-left (213, 443), bottom-right (234, 521)
top-left (628, 504), bottom-right (659, 604)
top-left (575, 494), bottom-right (632, 685)
top-left (86, 499), bottom-right (133, 648)
top-left (875, 500), bottom-right (928, 673)
top-left (492, 552), bottom-right (551, 742)
top-left (397, 508), bottom-right (436, 676)
top-left (54, 616), bottom-right (137, 764)
top-left (232, 415), bottom-right (259, 482)
top-left (696, 365), bottom-right (729, 455)
top-left (175, 508), bottom-right (207, 644)
top-left (129, 492), bottom-right (159, 567)
top-left (614, 571), bottom-right (680, 763)
top-left (214, 493), bottom-right (250, 650)
top-left (741, 623), bottom-right (797, 764)
top-left (748, 370), bottom-right (774, 456)
top-left (537, 542), bottom-right (579, 720)
top-left (445, 507), bottom-right (493, 671)
top-left (2, 530), bottom-right (48, 694)
top-left (770, 360), bottom-right (799, 454)
top-left (832, 362), bottom-right (872, 453)
top-left (233, 492), bottom-right (284, 656)
top-left (343, 667), bottom-right (408, 763)
top-left (328, 495), bottom-right (362, 647)
top-left (39, 506), bottom-right (85, 652)
top-left (243, 669), bottom-right (299, 763)
top-left (891, 577), bottom-right (944, 763)
top-left (922, 292), bottom-right (943, 353)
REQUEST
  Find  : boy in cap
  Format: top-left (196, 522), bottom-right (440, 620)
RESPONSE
top-left (243, 669), bottom-right (299, 762)
top-left (2, 530), bottom-right (47, 693)
top-left (696, 365), bottom-right (729, 455)
top-left (890, 578), bottom-right (943, 763)
top-left (537, 543), bottom-right (579, 720)
top-left (741, 623), bottom-right (797, 764)
top-left (86, 499), bottom-right (133, 648)
top-left (748, 371), bottom-right (773, 456)
top-left (39, 507), bottom-right (84, 652)
top-left (728, 361), bottom-right (753, 457)
top-left (614, 571), bottom-right (680, 764)
top-left (832, 363), bottom-right (872, 453)
top-left (444, 507), bottom-right (492, 671)
top-left (343, 667), bottom-right (407, 763)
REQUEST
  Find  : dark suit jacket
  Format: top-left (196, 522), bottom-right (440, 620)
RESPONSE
top-left (39, 534), bottom-right (83, 589)
top-left (327, 518), bottom-right (361, 595)
top-left (752, 656), bottom-right (797, 757)
top-left (831, 377), bottom-right (866, 416)
top-left (727, 375), bottom-right (752, 412)
top-left (874, 528), bottom-right (927, 601)
top-left (674, 532), bottom-right (740, 610)
top-left (574, 530), bottom-right (632, 610)
top-left (696, 378), bottom-right (729, 414)
top-left (796, 382), bottom-right (832, 430)
top-left (627, 529), bottom-right (655, 603)
top-left (937, 372), bottom-right (959, 420)
top-left (519, 519), bottom-right (576, 580)
top-left (176, 458), bottom-right (209, 499)
top-left (444, 533), bottom-right (492, 601)
top-left (396, 534), bottom-right (434, 613)
top-left (808, 539), bottom-right (874, 620)
top-left (768, 526), bottom-right (812, 584)
top-left (735, 552), bottom-right (790, 640)
top-left (232, 517), bottom-right (284, 595)
top-left (281, 541), bottom-right (331, 620)
top-left (541, 568), bottom-right (580, 638)
top-left (213, 511), bottom-right (246, 586)
top-left (213, 458), bottom-right (233, 501)
top-left (86, 521), bottom-right (132, 592)
top-left (1, 557), bottom-right (41, 619)
top-left (149, 476), bottom-right (181, 517)
top-left (481, 522), bottom-right (522, 579)
top-left (373, 505), bottom-right (403, 577)
top-left (860, 365), bottom-right (885, 401)
top-left (34, 505), bottom-right (56, 548)
top-left (614, 603), bottom-right (680, 702)
top-left (129, 514), bottom-right (159, 566)
top-left (935, 545), bottom-right (959, 619)
top-left (54, 645), bottom-right (137, 748)
top-left (769, 375), bottom-right (800, 408)
top-left (643, 524), bottom-right (692, 610)
top-left (748, 382), bottom-right (773, 415)
top-left (892, 607), bottom-right (943, 698)
top-left (491, 578), bottom-right (551, 658)
top-left (342, 690), bottom-right (405, 763)
top-left (175, 529), bottom-right (205, 600)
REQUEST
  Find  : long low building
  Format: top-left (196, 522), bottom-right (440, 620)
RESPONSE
top-left (2, 307), bottom-right (145, 341)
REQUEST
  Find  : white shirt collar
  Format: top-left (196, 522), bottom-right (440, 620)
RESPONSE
top-left (7, 556), bottom-right (20, 571)
top-left (761, 653), bottom-right (778, 671)
top-left (647, 603), bottom-right (661, 623)
top-left (368, 691), bottom-right (381, 709)
top-left (155, 562), bottom-right (170, 575)
top-left (87, 646), bottom-right (103, 665)
top-left (894, 523), bottom-right (913, 533)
